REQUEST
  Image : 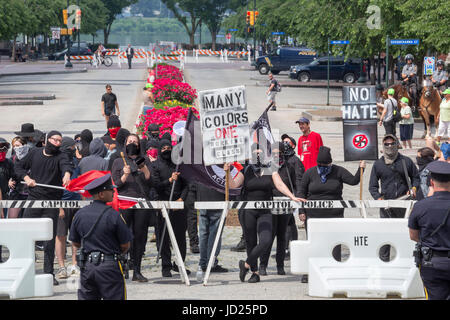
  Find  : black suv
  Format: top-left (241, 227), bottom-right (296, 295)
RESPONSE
top-left (289, 56), bottom-right (361, 83)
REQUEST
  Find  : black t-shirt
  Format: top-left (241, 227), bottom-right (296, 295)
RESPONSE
top-left (243, 166), bottom-right (275, 201)
top-left (101, 92), bottom-right (117, 114)
top-left (69, 201), bottom-right (133, 255)
top-left (270, 79), bottom-right (279, 92)
top-left (14, 147), bottom-right (73, 200)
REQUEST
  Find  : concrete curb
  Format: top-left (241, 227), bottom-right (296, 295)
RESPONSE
top-left (0, 68), bottom-right (88, 77)
top-left (0, 94), bottom-right (55, 100)
top-left (302, 110), bottom-right (342, 122)
top-left (288, 103), bottom-right (341, 110)
top-left (0, 100), bottom-right (44, 106)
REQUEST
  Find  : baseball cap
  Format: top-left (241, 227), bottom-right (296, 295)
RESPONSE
top-left (400, 97), bottom-right (409, 104)
top-left (387, 88), bottom-right (395, 95)
top-left (295, 117), bottom-right (310, 124)
top-left (443, 88), bottom-right (450, 95)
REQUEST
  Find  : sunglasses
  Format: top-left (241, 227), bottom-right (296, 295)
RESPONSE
top-left (384, 142), bottom-right (396, 147)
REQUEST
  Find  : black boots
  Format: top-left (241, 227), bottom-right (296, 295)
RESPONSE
top-left (132, 257), bottom-right (148, 282)
top-left (231, 237), bottom-right (246, 252)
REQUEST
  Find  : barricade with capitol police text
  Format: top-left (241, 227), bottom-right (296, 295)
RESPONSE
top-left (0, 200), bottom-right (188, 299)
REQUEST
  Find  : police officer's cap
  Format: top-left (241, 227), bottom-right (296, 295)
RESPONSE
top-left (427, 161), bottom-right (450, 183)
top-left (85, 174), bottom-right (117, 195)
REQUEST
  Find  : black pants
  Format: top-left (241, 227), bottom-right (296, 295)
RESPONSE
top-left (285, 215), bottom-right (298, 250)
top-left (244, 209), bottom-right (272, 272)
top-left (127, 57), bottom-right (132, 69)
top-left (420, 257), bottom-right (450, 300)
top-left (185, 189), bottom-right (198, 247)
top-left (156, 208), bottom-right (187, 271)
top-left (23, 207), bottom-right (58, 275)
top-left (78, 260), bottom-right (126, 300)
top-left (379, 208), bottom-right (406, 262)
top-left (238, 208), bottom-right (246, 239)
top-left (121, 209), bottom-right (150, 271)
top-left (260, 213), bottom-right (290, 268)
top-left (383, 119), bottom-right (397, 137)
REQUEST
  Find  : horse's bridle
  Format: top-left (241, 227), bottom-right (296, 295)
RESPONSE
top-left (421, 86), bottom-right (435, 112)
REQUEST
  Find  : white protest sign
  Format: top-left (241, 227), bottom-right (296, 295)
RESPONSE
top-left (51, 27), bottom-right (61, 40)
top-left (198, 86), bottom-right (250, 166)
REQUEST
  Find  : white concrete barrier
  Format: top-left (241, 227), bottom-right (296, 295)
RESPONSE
top-left (290, 218), bottom-right (425, 299)
top-left (0, 218), bottom-right (53, 299)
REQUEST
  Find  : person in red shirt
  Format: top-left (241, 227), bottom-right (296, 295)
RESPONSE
top-left (296, 117), bottom-right (323, 171)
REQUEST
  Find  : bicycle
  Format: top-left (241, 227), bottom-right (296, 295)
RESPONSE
top-left (90, 52), bottom-right (113, 67)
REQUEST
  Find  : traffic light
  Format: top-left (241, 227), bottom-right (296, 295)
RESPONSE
top-left (63, 9), bottom-right (68, 25)
top-left (246, 11), bottom-right (251, 25)
top-left (254, 11), bottom-right (259, 23)
top-left (75, 9), bottom-right (81, 30)
top-left (249, 11), bottom-right (255, 26)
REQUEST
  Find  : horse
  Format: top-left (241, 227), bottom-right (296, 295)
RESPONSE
top-left (378, 84), bottom-right (412, 114)
top-left (418, 79), bottom-right (441, 138)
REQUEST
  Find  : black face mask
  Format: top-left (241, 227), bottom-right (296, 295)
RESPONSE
top-left (45, 141), bottom-right (60, 155)
top-left (416, 156), bottom-right (433, 169)
top-left (282, 141), bottom-right (295, 157)
top-left (151, 132), bottom-right (160, 139)
top-left (126, 143), bottom-right (139, 156)
top-left (161, 149), bottom-right (172, 160)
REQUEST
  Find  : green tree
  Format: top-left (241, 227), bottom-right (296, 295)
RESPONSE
top-left (162, 0), bottom-right (208, 47)
top-left (200, 0), bottom-right (231, 50)
top-left (100, 0), bottom-right (138, 44)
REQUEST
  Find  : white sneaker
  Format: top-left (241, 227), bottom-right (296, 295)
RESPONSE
top-left (56, 267), bottom-right (69, 279)
top-left (196, 266), bottom-right (204, 282)
top-left (69, 264), bottom-right (80, 276)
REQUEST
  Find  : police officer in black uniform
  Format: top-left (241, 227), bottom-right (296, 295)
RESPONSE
top-left (69, 174), bottom-right (133, 300)
top-left (408, 161), bottom-right (450, 300)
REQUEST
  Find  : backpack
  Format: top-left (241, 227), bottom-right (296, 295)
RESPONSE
top-left (389, 98), bottom-right (402, 123)
top-left (419, 168), bottom-right (430, 198)
top-left (274, 80), bottom-right (282, 92)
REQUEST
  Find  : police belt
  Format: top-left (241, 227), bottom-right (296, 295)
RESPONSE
top-left (87, 252), bottom-right (119, 262)
top-left (431, 250), bottom-right (450, 258)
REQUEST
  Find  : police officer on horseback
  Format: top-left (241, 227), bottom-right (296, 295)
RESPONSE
top-left (432, 60), bottom-right (448, 96)
top-left (402, 54), bottom-right (418, 108)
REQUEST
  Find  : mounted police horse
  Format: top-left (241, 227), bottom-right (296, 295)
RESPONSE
top-left (418, 79), bottom-right (441, 138)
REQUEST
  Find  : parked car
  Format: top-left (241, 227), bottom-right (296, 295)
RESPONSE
top-left (254, 46), bottom-right (317, 75)
top-left (289, 56), bottom-right (361, 83)
top-left (48, 47), bottom-right (92, 60)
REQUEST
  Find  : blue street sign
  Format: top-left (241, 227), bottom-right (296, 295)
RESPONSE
top-left (216, 35), bottom-right (225, 38)
top-left (390, 39), bottom-right (419, 45)
top-left (330, 40), bottom-right (349, 45)
top-left (271, 32), bottom-right (285, 35)
top-left (229, 29), bottom-right (238, 32)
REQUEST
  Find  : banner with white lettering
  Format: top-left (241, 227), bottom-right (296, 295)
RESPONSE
top-left (342, 86), bottom-right (378, 161)
top-left (198, 86), bottom-right (250, 166)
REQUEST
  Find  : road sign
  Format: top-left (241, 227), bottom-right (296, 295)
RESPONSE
top-left (226, 33), bottom-right (232, 40)
top-left (390, 39), bottom-right (419, 45)
top-left (424, 56), bottom-right (435, 76)
top-left (51, 27), bottom-right (61, 40)
top-left (330, 40), bottom-right (349, 45)
top-left (229, 29), bottom-right (238, 32)
top-left (198, 86), bottom-right (250, 166)
top-left (216, 35), bottom-right (225, 38)
top-left (271, 32), bottom-right (285, 35)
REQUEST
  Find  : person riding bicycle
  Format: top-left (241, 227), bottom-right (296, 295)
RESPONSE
top-left (402, 54), bottom-right (418, 109)
top-left (97, 43), bottom-right (107, 59)
top-left (431, 60), bottom-right (448, 96)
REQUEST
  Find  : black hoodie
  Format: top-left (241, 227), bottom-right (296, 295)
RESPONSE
top-left (108, 128), bottom-right (130, 171)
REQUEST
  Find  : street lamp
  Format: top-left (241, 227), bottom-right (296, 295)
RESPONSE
top-left (65, 0), bottom-right (73, 68)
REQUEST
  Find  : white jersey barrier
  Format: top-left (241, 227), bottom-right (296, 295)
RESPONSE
top-left (290, 218), bottom-right (425, 299)
top-left (0, 201), bottom-right (190, 287)
top-left (195, 200), bottom-right (417, 289)
top-left (0, 218), bottom-right (53, 299)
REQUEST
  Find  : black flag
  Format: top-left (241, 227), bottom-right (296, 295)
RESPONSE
top-left (178, 109), bottom-right (242, 196)
top-left (249, 105), bottom-right (274, 161)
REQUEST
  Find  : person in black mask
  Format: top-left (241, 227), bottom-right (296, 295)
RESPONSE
top-left (151, 139), bottom-right (189, 277)
top-left (259, 139), bottom-right (304, 276)
top-left (15, 130), bottom-right (73, 285)
top-left (140, 123), bottom-right (160, 158)
top-left (415, 147), bottom-right (436, 200)
top-left (226, 143), bottom-right (304, 284)
top-left (79, 129), bottom-right (93, 158)
top-left (111, 133), bottom-right (151, 282)
top-left (108, 128), bottom-right (130, 171)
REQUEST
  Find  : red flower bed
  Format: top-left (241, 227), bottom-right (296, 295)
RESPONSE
top-left (154, 64), bottom-right (184, 82)
top-left (151, 78), bottom-right (197, 104)
top-left (137, 106), bottom-right (199, 139)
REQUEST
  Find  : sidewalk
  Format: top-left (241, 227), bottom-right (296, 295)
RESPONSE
top-left (0, 61), bottom-right (88, 77)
